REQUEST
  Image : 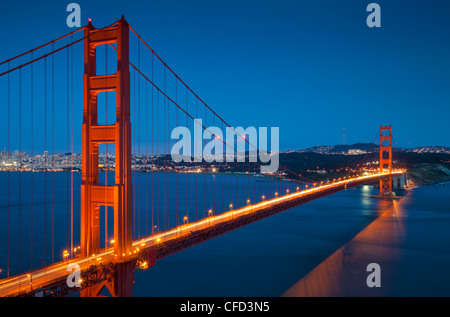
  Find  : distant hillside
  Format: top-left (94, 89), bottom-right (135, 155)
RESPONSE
top-left (295, 143), bottom-right (450, 155)
top-left (329, 143), bottom-right (379, 153)
top-left (407, 164), bottom-right (450, 186)
top-left (300, 143), bottom-right (380, 154)
top-left (279, 151), bottom-right (450, 175)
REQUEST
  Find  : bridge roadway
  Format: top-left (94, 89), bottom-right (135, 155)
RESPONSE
top-left (0, 171), bottom-right (404, 297)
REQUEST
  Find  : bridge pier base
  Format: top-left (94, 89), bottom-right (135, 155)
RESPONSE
top-left (393, 173), bottom-right (407, 190)
top-left (80, 262), bottom-right (135, 297)
top-left (371, 173), bottom-right (407, 200)
top-left (115, 262), bottom-right (135, 297)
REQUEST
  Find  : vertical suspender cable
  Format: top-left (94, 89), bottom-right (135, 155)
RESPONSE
top-left (51, 43), bottom-right (55, 264)
top-left (151, 53), bottom-right (154, 234)
top-left (243, 135), bottom-right (245, 207)
top-left (175, 80), bottom-right (178, 227)
top-left (66, 46), bottom-right (70, 253)
top-left (19, 68), bottom-right (22, 274)
top-left (104, 44), bottom-right (108, 249)
top-left (186, 88), bottom-right (188, 223)
top-left (146, 80), bottom-right (148, 236)
top-left (31, 52), bottom-right (34, 271)
top-left (221, 121), bottom-right (224, 213)
top-left (163, 68), bottom-right (166, 230)
top-left (166, 68), bottom-right (169, 229)
top-left (138, 40), bottom-right (141, 238)
top-left (195, 98), bottom-right (198, 221)
top-left (225, 121), bottom-right (227, 212)
top-left (236, 146), bottom-right (238, 210)
top-left (205, 105), bottom-right (208, 216)
top-left (7, 62), bottom-right (10, 277)
top-left (156, 90), bottom-right (159, 233)
top-left (70, 35), bottom-right (74, 258)
top-left (253, 165), bottom-right (255, 205)
top-left (133, 67), bottom-right (136, 237)
top-left (44, 56), bottom-right (47, 266)
top-left (212, 116), bottom-right (216, 214)
top-left (248, 135), bottom-right (251, 205)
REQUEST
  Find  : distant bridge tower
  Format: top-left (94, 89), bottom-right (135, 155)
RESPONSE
top-left (80, 17), bottom-right (133, 297)
top-left (379, 125), bottom-right (393, 197)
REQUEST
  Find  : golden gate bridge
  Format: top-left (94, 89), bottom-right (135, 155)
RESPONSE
top-left (0, 17), bottom-right (406, 297)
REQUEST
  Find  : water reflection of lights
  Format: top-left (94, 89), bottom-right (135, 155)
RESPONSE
top-left (284, 193), bottom-right (407, 297)
top-left (361, 185), bottom-right (374, 213)
top-left (361, 185), bottom-right (376, 216)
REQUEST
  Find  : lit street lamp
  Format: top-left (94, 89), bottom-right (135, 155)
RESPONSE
top-left (208, 209), bottom-right (213, 227)
top-left (27, 274), bottom-right (32, 290)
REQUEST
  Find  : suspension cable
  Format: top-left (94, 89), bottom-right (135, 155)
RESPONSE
top-left (128, 25), bottom-right (314, 184)
top-left (0, 20), bottom-right (120, 78)
top-left (0, 27), bottom-right (85, 67)
top-left (126, 57), bottom-right (311, 185)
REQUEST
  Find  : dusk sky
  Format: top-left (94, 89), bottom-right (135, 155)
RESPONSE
top-left (0, 0), bottom-right (449, 151)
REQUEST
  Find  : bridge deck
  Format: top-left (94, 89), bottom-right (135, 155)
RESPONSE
top-left (0, 172), bottom-right (404, 297)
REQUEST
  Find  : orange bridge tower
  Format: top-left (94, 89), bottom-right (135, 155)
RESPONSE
top-left (80, 17), bottom-right (133, 297)
top-left (379, 125), bottom-right (393, 197)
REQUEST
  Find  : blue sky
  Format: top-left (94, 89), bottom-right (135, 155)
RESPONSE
top-left (0, 0), bottom-right (449, 151)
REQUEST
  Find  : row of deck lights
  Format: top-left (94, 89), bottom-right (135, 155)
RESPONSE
top-left (60, 175), bottom-right (372, 261)
top-left (254, 172), bottom-right (383, 204)
top-left (63, 246), bottom-right (81, 260)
